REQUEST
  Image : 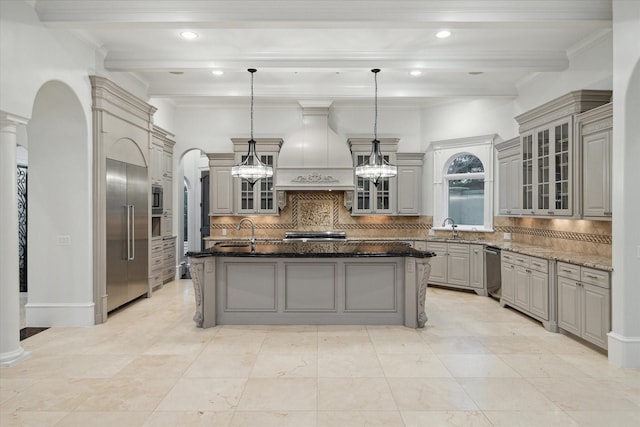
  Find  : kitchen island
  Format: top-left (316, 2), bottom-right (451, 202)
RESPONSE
top-left (186, 241), bottom-right (435, 329)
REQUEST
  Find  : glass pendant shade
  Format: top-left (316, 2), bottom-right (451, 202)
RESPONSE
top-left (231, 68), bottom-right (273, 186)
top-left (355, 68), bottom-right (397, 185)
top-left (355, 139), bottom-right (397, 185)
top-left (231, 138), bottom-right (273, 185)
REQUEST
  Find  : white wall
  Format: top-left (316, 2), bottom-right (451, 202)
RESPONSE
top-left (26, 81), bottom-right (92, 326)
top-left (419, 98), bottom-right (517, 150)
top-left (515, 31), bottom-right (613, 115)
top-left (0, 1), bottom-right (157, 326)
top-left (609, 0), bottom-right (640, 368)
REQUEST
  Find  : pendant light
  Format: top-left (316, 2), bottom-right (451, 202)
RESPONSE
top-left (231, 68), bottom-right (273, 186)
top-left (355, 68), bottom-right (397, 185)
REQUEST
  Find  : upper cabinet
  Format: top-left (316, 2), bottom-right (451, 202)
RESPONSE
top-left (348, 138), bottom-right (423, 216)
top-left (151, 125), bottom-right (175, 237)
top-left (514, 90), bottom-right (612, 218)
top-left (349, 138), bottom-right (398, 215)
top-left (496, 137), bottom-right (521, 216)
top-left (396, 153), bottom-right (425, 215)
top-left (576, 103), bottom-right (613, 219)
top-left (209, 138), bottom-right (283, 216)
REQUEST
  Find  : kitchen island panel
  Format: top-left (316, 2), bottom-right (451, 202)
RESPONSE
top-left (284, 263), bottom-right (336, 311)
top-left (344, 263), bottom-right (398, 312)
top-left (223, 262), bottom-right (277, 311)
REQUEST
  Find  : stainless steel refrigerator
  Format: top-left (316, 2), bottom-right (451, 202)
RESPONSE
top-left (106, 159), bottom-right (148, 312)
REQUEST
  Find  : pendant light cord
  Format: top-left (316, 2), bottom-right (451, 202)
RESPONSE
top-left (373, 69), bottom-right (379, 140)
top-left (249, 69), bottom-right (255, 141)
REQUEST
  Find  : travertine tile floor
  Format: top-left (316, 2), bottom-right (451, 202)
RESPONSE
top-left (2, 279), bottom-right (639, 426)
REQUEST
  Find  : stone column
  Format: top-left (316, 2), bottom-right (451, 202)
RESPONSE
top-left (0, 112), bottom-right (30, 367)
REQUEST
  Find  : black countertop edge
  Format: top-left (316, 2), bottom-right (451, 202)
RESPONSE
top-left (186, 242), bottom-right (436, 259)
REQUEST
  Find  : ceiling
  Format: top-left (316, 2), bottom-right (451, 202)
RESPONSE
top-left (33, 0), bottom-right (612, 107)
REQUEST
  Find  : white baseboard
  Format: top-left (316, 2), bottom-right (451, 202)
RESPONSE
top-left (25, 302), bottom-right (95, 327)
top-left (608, 332), bottom-right (640, 369)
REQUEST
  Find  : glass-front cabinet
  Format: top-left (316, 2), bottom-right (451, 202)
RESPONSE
top-left (522, 119), bottom-right (572, 216)
top-left (353, 153), bottom-right (393, 214)
top-left (515, 90), bottom-right (611, 218)
top-left (238, 154), bottom-right (275, 214)
top-left (348, 138), bottom-right (399, 215)
top-left (233, 139), bottom-right (282, 215)
top-left (208, 139), bottom-right (282, 216)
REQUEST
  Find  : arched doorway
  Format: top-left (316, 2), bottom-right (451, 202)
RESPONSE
top-left (25, 81), bottom-right (93, 327)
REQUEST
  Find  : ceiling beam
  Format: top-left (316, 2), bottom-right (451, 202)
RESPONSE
top-left (104, 51), bottom-right (569, 73)
top-left (35, 0), bottom-right (612, 27)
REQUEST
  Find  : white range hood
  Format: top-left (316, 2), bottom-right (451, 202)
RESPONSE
top-left (275, 101), bottom-right (354, 191)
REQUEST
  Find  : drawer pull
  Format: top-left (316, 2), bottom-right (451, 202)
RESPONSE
top-left (604, 211), bottom-right (612, 216)
top-left (532, 262), bottom-right (542, 267)
top-left (585, 273), bottom-right (600, 280)
top-left (561, 268), bottom-right (574, 273)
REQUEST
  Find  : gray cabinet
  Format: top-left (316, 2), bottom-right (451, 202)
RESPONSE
top-left (515, 90), bottom-right (612, 218)
top-left (208, 139), bottom-right (283, 216)
top-left (501, 252), bottom-right (516, 303)
top-left (469, 244), bottom-right (485, 291)
top-left (396, 153), bottom-right (424, 215)
top-left (501, 251), bottom-right (553, 330)
top-left (163, 236), bottom-right (176, 283)
top-left (557, 261), bottom-right (610, 349)
top-left (496, 137), bottom-right (521, 216)
top-left (576, 103), bottom-right (613, 219)
top-left (208, 153), bottom-right (235, 215)
top-left (349, 138), bottom-right (398, 215)
top-left (150, 237), bottom-right (164, 289)
top-left (426, 241), bottom-right (486, 296)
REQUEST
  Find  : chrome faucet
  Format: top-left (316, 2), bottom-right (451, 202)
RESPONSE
top-left (237, 217), bottom-right (256, 251)
top-left (442, 217), bottom-right (458, 239)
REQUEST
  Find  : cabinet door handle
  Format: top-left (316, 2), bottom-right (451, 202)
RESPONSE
top-left (526, 269), bottom-right (531, 273)
top-left (604, 211), bottom-right (612, 216)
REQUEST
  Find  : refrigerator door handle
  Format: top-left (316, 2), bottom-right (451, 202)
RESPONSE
top-left (130, 205), bottom-right (135, 260)
top-left (126, 205), bottom-right (134, 261)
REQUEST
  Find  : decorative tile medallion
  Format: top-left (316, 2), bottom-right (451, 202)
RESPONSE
top-left (299, 200), bottom-right (333, 226)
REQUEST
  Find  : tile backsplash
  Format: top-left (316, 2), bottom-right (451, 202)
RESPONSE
top-left (210, 191), bottom-right (612, 258)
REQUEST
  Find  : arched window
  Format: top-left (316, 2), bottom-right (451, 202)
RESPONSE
top-left (431, 135), bottom-right (494, 232)
top-left (445, 154), bottom-right (485, 226)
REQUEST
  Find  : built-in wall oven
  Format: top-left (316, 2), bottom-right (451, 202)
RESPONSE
top-left (151, 184), bottom-right (163, 215)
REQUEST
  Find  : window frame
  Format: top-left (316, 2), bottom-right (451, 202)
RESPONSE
top-left (430, 136), bottom-right (495, 233)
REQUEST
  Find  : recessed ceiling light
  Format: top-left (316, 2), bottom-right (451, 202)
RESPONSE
top-left (435, 30), bottom-right (451, 39)
top-left (211, 70), bottom-right (224, 76)
top-left (409, 70), bottom-right (423, 76)
top-left (180, 31), bottom-right (199, 40)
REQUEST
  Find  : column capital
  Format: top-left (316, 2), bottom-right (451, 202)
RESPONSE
top-left (0, 111), bottom-right (29, 133)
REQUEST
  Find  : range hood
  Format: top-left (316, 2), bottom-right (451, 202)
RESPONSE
top-left (275, 101), bottom-right (354, 191)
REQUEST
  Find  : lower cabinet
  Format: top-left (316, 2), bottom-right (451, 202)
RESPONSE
top-left (426, 241), bottom-right (485, 296)
top-left (501, 251), bottom-right (553, 330)
top-left (150, 237), bottom-right (164, 289)
top-left (557, 261), bottom-right (610, 350)
top-left (151, 236), bottom-right (176, 287)
top-left (163, 236), bottom-right (176, 283)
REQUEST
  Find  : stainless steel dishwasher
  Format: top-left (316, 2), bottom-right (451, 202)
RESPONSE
top-left (484, 245), bottom-right (502, 299)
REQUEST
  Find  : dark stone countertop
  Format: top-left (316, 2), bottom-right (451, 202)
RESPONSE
top-left (186, 241), bottom-right (436, 259)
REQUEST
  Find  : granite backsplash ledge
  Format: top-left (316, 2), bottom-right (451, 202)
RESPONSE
top-left (209, 191), bottom-right (612, 260)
